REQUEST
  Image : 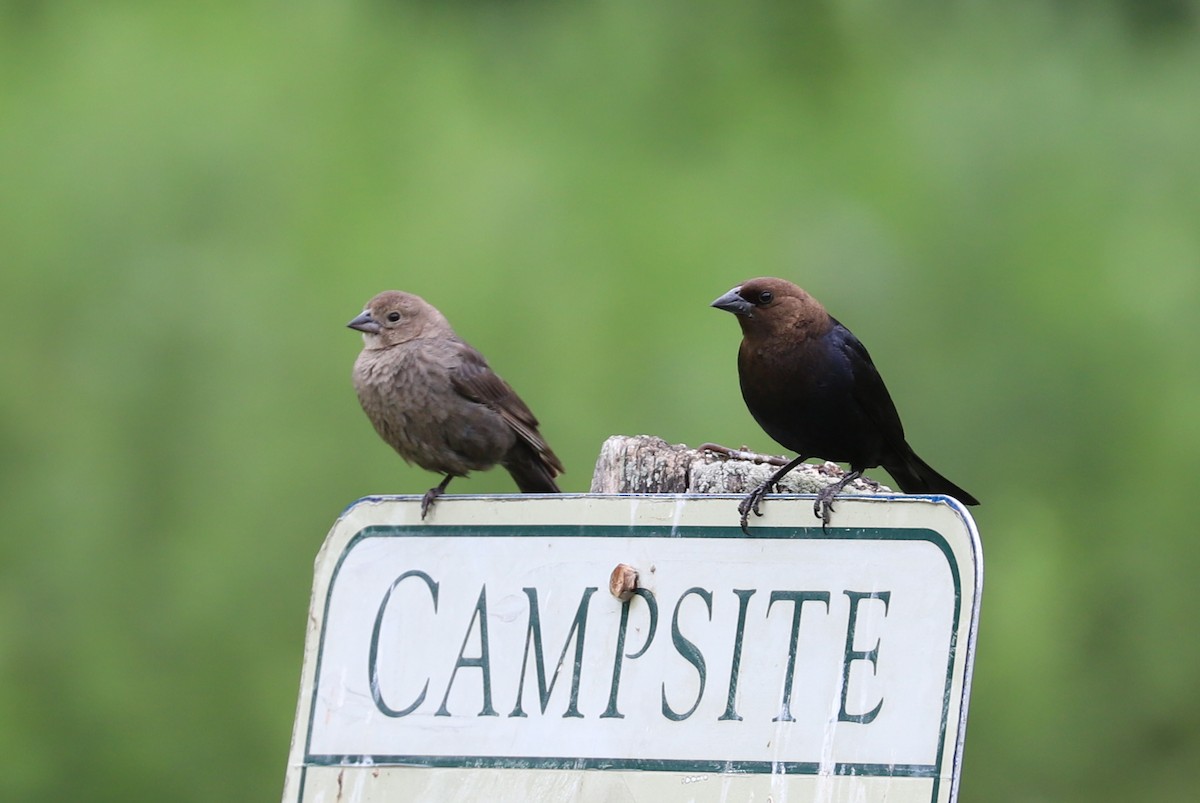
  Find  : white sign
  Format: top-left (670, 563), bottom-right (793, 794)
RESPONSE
top-left (282, 494), bottom-right (981, 802)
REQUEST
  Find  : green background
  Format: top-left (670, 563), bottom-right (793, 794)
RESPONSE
top-left (2, 1), bottom-right (1197, 800)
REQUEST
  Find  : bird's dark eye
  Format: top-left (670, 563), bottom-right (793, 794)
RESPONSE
top-left (386, 311), bottom-right (401, 323)
top-left (758, 291), bottom-right (774, 304)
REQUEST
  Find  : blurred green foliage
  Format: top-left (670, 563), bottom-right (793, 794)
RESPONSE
top-left (2, 1), bottom-right (1198, 800)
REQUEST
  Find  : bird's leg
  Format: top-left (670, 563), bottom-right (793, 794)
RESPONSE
top-left (421, 475), bottom-right (454, 519)
top-left (737, 455), bottom-right (808, 534)
top-left (698, 442), bottom-right (790, 467)
top-left (813, 470), bottom-right (862, 529)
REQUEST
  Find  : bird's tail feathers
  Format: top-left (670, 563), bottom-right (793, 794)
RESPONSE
top-left (883, 449), bottom-right (979, 506)
top-left (503, 443), bottom-right (563, 494)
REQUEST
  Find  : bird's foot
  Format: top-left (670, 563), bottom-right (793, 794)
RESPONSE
top-left (420, 487), bottom-right (441, 519)
top-left (813, 485), bottom-right (838, 530)
top-left (420, 475), bottom-right (455, 520)
top-left (811, 470), bottom-right (862, 530)
top-left (737, 480), bottom-right (775, 534)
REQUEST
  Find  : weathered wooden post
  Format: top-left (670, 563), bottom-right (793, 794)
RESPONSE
top-left (589, 434), bottom-right (890, 496)
top-left (282, 435), bottom-right (982, 803)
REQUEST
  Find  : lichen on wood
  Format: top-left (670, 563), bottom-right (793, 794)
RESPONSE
top-left (589, 434), bottom-right (889, 497)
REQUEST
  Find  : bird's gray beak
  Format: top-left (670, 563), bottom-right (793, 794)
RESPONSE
top-left (347, 311), bottom-right (381, 334)
top-left (711, 287), bottom-right (753, 317)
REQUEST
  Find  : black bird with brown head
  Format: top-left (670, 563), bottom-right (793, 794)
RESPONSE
top-left (712, 277), bottom-right (978, 531)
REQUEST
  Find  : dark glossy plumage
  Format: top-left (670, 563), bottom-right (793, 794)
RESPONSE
top-left (712, 277), bottom-right (977, 529)
top-left (349, 291), bottom-right (563, 517)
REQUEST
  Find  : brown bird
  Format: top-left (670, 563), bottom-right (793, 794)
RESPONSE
top-left (711, 277), bottom-right (978, 531)
top-left (348, 291), bottom-right (563, 517)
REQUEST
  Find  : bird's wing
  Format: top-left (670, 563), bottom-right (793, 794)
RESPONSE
top-left (829, 319), bottom-right (908, 444)
top-left (449, 344), bottom-right (564, 471)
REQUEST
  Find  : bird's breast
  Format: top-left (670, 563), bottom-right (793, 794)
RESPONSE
top-left (736, 338), bottom-right (880, 462)
top-left (353, 344), bottom-right (515, 475)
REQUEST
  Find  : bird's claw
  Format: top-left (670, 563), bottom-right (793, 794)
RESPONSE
top-left (420, 475), bottom-right (456, 520)
top-left (420, 486), bottom-right (442, 519)
top-left (813, 473), bottom-right (859, 530)
top-left (813, 491), bottom-right (835, 530)
top-left (737, 481), bottom-right (774, 534)
top-left (736, 498), bottom-right (755, 534)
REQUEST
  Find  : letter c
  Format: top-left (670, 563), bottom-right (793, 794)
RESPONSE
top-left (368, 570), bottom-right (439, 717)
